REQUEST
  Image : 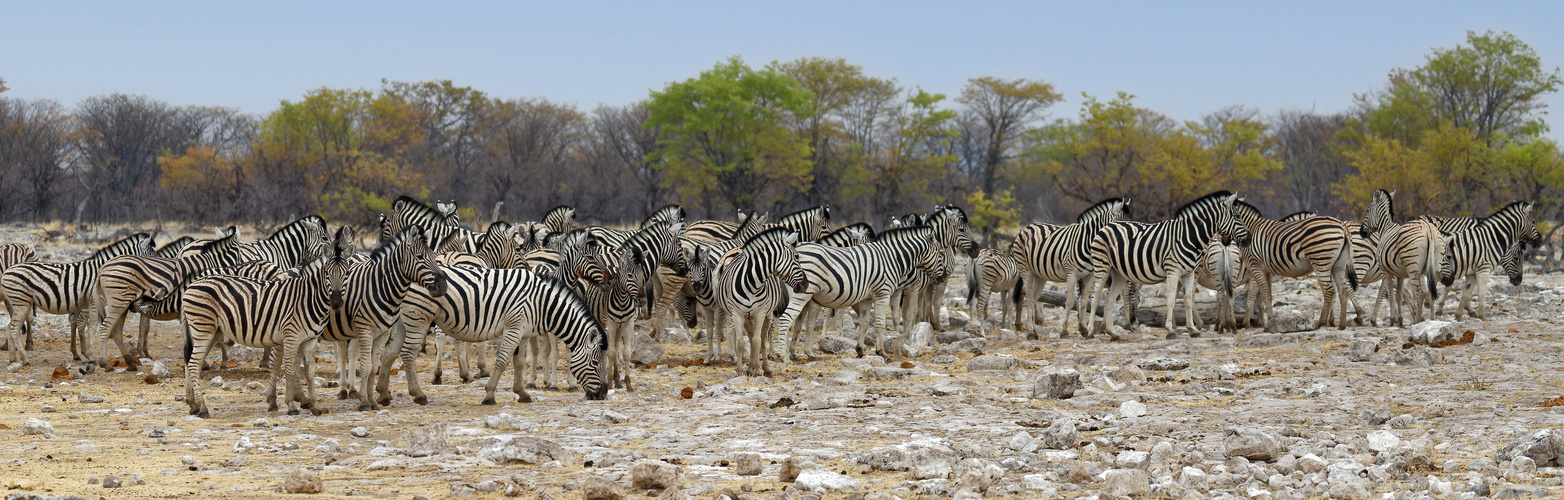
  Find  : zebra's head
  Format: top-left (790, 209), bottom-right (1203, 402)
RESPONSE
top-left (1362, 189), bottom-right (1395, 238)
top-left (299, 216), bottom-right (332, 265)
top-left (1217, 194), bottom-right (1251, 248)
top-left (661, 222), bottom-right (690, 277)
top-left (955, 226), bottom-right (980, 258)
top-left (1513, 201), bottom-right (1542, 247)
top-left (1439, 235), bottom-right (1458, 287)
top-left (611, 247), bottom-right (652, 321)
top-left (912, 229), bottom-right (945, 277)
top-left (1503, 241), bottom-right (1525, 286)
top-left (414, 227), bottom-right (451, 297)
top-left (323, 227), bottom-right (353, 311)
top-left (767, 230), bottom-right (807, 294)
top-left (687, 246), bottom-right (720, 306)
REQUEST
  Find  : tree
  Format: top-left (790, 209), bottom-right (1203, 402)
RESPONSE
top-left (159, 145), bottom-right (239, 224)
top-left (778, 57), bottom-right (898, 213)
top-left (592, 103), bottom-right (665, 217)
top-left (965, 188), bottom-right (1019, 241)
top-left (1269, 110), bottom-right (1354, 217)
top-left (479, 98), bottom-right (584, 219)
top-left (646, 56), bottom-right (813, 216)
top-left (0, 98), bottom-right (72, 220)
top-left (956, 76), bottom-right (1062, 195)
top-left (871, 89), bottom-right (958, 217)
top-left (379, 80), bottom-right (490, 200)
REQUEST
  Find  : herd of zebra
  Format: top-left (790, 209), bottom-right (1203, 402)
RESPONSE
top-left (0, 189), bottom-right (1540, 418)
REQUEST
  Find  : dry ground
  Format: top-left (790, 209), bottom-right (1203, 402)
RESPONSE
top-left (1, 223), bottom-right (1563, 499)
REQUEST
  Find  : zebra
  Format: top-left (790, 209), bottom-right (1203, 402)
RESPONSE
top-left (1419, 215), bottom-right (1481, 236)
top-left (1227, 201), bottom-right (1357, 331)
top-left (773, 226), bottom-right (946, 360)
top-left (641, 204), bottom-right (687, 229)
top-left (317, 226), bottom-right (451, 411)
top-left (651, 213), bottom-right (772, 343)
top-left (0, 243), bottom-right (38, 352)
top-left (156, 236), bottom-right (196, 258)
top-left (1194, 239), bottom-right (1242, 332)
top-left (584, 247), bottom-right (651, 391)
top-left (1361, 189), bottom-right (1445, 327)
top-left (1011, 198), bottom-right (1131, 334)
top-left (383, 267), bottom-right (608, 406)
top-left (896, 226), bottom-right (978, 332)
top-left (966, 246), bottom-right (1023, 335)
top-left (543, 205), bottom-right (578, 235)
top-left (391, 196), bottom-right (480, 251)
top-left (1437, 201), bottom-right (1540, 320)
top-left (131, 259), bottom-right (284, 369)
top-left (92, 226), bottom-right (243, 369)
top-left (513, 229), bottom-right (610, 391)
top-left (771, 206), bottom-right (831, 242)
top-left (233, 216), bottom-right (332, 270)
top-left (684, 210), bottom-right (750, 244)
top-left (180, 228), bottom-right (352, 418)
top-left (715, 228), bottom-right (806, 376)
top-left (818, 223), bottom-right (874, 247)
top-left (415, 222), bottom-right (527, 387)
top-left (2, 233), bottom-right (154, 365)
top-left (1080, 191), bottom-right (1251, 339)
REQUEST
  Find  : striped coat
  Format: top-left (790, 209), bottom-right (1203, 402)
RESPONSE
top-left (2, 233), bottom-right (154, 365)
top-left (92, 227), bottom-right (242, 368)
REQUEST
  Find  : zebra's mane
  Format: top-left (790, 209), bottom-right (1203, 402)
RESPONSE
top-left (366, 226), bottom-right (425, 262)
top-left (741, 227), bottom-right (798, 248)
top-left (1076, 197), bottom-right (1128, 223)
top-left (779, 205), bottom-right (827, 223)
top-left (930, 205), bottom-right (967, 225)
top-left (394, 196), bottom-right (455, 225)
top-left (155, 236), bottom-right (193, 256)
top-left (1175, 191), bottom-right (1235, 219)
top-left (1373, 189), bottom-right (1395, 220)
top-left (1480, 201), bottom-right (1532, 226)
top-left (266, 215), bottom-right (326, 242)
top-left (829, 223), bottom-right (875, 241)
top-left (1281, 210), bottom-right (1317, 222)
top-left (545, 205), bottom-right (574, 220)
top-left (91, 233), bottom-right (150, 260)
top-left (641, 204), bottom-right (685, 228)
top-left (1231, 200), bottom-right (1263, 220)
top-left (873, 225), bottom-right (934, 243)
top-left (187, 228), bottom-right (240, 255)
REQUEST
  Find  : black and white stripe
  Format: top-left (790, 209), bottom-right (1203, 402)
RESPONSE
top-left (966, 247), bottom-right (1022, 335)
top-left (1228, 201), bottom-right (1357, 331)
top-left (584, 246), bottom-right (650, 391)
top-left (1011, 198), bottom-right (1131, 333)
top-left (1360, 189), bottom-right (1444, 327)
top-left (92, 227), bottom-right (242, 368)
top-left (1437, 201), bottom-right (1540, 320)
top-left (716, 228), bottom-right (805, 376)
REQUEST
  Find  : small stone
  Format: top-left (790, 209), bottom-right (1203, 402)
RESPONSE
top-left (1040, 418), bottom-right (1078, 449)
top-left (226, 455), bottom-right (247, 467)
top-left (779, 456), bottom-right (806, 482)
top-left (78, 392), bottom-right (104, 403)
top-left (1495, 429), bottom-right (1564, 467)
top-left (1366, 430), bottom-right (1400, 453)
top-left (349, 426), bottom-right (369, 438)
top-left (181, 455), bottom-right (196, 466)
top-left (125, 474), bottom-right (146, 486)
top-left (935, 338), bottom-right (986, 355)
top-left (404, 423), bottom-right (449, 457)
top-left (1409, 320), bottom-right (1454, 345)
top-left (965, 354), bottom-right (1018, 371)
top-left (1136, 358), bottom-right (1189, 371)
top-left (1109, 365), bottom-right (1146, 385)
top-left (233, 436), bottom-right (256, 452)
top-left (794, 468), bottom-right (862, 492)
top-left (40, 404), bottom-right (55, 413)
top-left (631, 459), bottom-right (681, 490)
top-left (629, 331), bottom-right (664, 366)
top-left (1346, 340), bottom-right (1377, 362)
top-left (151, 360), bottom-right (170, 377)
top-left (282, 468), bottom-right (323, 494)
top-left (21, 418), bottom-right (53, 437)
top-left (102, 475), bottom-right (123, 488)
top-left (209, 375), bottom-right (224, 387)
top-left (1120, 400), bottom-right (1147, 418)
top-left (1008, 431), bottom-right (1038, 453)
top-left (602, 410), bottom-right (629, 424)
top-left (734, 453), bottom-right (762, 475)
top-left (581, 476), bottom-right (624, 500)
top-left (1104, 468), bottom-right (1151, 497)
top-left (313, 438), bottom-right (341, 453)
top-left (1224, 427), bottom-right (1284, 461)
top-left (1116, 450), bottom-right (1150, 469)
top-left (817, 335), bottom-right (857, 355)
top-left (1032, 367), bottom-right (1081, 400)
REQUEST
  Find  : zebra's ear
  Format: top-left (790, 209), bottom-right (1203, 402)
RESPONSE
top-left (1223, 194), bottom-right (1238, 207)
top-left (332, 227), bottom-right (350, 259)
top-left (671, 222), bottom-right (685, 235)
top-left (1525, 203), bottom-right (1535, 215)
top-left (784, 232), bottom-right (799, 246)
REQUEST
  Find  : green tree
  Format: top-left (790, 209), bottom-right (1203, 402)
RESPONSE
top-left (872, 89), bottom-right (958, 217)
top-left (645, 56), bottom-right (814, 216)
top-left (778, 57), bottom-right (898, 214)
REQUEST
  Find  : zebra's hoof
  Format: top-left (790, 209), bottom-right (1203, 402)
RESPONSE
top-left (517, 394), bottom-right (532, 404)
top-left (357, 404), bottom-right (375, 412)
top-left (414, 396), bottom-right (428, 405)
top-left (459, 376), bottom-right (473, 384)
top-left (267, 403), bottom-right (279, 412)
top-left (378, 397), bottom-right (393, 406)
top-left (480, 397), bottom-right (496, 405)
top-left (431, 374), bottom-right (443, 385)
top-left (1165, 332), bottom-right (1178, 340)
top-left (287, 409), bottom-right (300, 416)
top-left (1190, 331), bottom-right (1202, 338)
top-left (197, 411), bottom-right (210, 419)
top-left (337, 390), bottom-right (349, 400)
top-left (525, 383), bottom-right (537, 389)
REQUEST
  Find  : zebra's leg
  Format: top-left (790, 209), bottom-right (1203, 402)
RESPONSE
top-left (475, 338), bottom-right (491, 380)
top-left (482, 328), bottom-right (528, 405)
top-left (1183, 271), bottom-right (1203, 336)
top-left (300, 337), bottom-right (322, 416)
top-left (6, 302), bottom-right (30, 365)
top-left (1078, 272), bottom-right (1102, 338)
top-left (279, 334), bottom-right (306, 416)
top-left (1474, 270), bottom-right (1491, 320)
top-left (335, 340), bottom-right (354, 399)
top-left (183, 319), bottom-right (219, 418)
top-left (746, 312), bottom-right (765, 376)
top-left (1162, 269), bottom-right (1184, 338)
top-left (618, 321), bottom-right (635, 392)
top-left (1102, 275), bottom-right (1128, 341)
top-left (433, 328), bottom-right (449, 385)
top-left (355, 332), bottom-right (380, 412)
top-left (267, 343), bottom-right (282, 413)
top-left (397, 319), bottom-right (433, 406)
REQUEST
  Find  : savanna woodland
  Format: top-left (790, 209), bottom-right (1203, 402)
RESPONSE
top-left (1, 31), bottom-right (1561, 238)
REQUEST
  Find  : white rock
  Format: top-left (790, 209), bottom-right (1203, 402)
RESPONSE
top-left (349, 426), bottom-right (369, 438)
top-left (1366, 430), bottom-right (1400, 453)
top-left (21, 418), bottom-right (53, 437)
top-left (209, 375), bottom-right (224, 387)
top-left (150, 361), bottom-right (170, 377)
top-left (1120, 400), bottom-right (1147, 418)
top-left (1409, 320), bottom-right (1454, 345)
top-left (1116, 450), bottom-right (1151, 469)
top-left (908, 322), bottom-right (934, 346)
top-left (1426, 474), bottom-right (1452, 495)
top-left (794, 468), bottom-right (862, 492)
top-left (313, 438), bottom-right (341, 453)
top-left (232, 436), bottom-right (256, 453)
top-left (1008, 432), bottom-right (1038, 453)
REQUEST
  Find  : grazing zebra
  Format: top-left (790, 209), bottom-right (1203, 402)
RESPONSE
top-left (2, 233), bottom-right (154, 365)
top-left (180, 228), bottom-right (352, 418)
top-left (1080, 191), bottom-right (1250, 339)
top-left (92, 227), bottom-right (242, 368)
top-left (416, 222), bottom-right (526, 387)
top-left (513, 229), bottom-right (610, 391)
top-left (1437, 201), bottom-right (1540, 320)
top-left (1011, 198), bottom-right (1132, 334)
top-left (133, 259), bottom-right (284, 368)
top-left (318, 226), bottom-right (451, 411)
top-left (385, 267), bottom-right (608, 406)
top-left (234, 216), bottom-right (332, 269)
top-left (773, 226), bottom-right (946, 360)
top-left (966, 247), bottom-right (1023, 335)
top-left (543, 205), bottom-right (578, 235)
top-left (771, 206), bottom-right (831, 242)
top-left (584, 247), bottom-right (650, 391)
top-left (1195, 239), bottom-right (1242, 332)
top-left (1228, 201), bottom-right (1357, 331)
top-left (715, 228), bottom-right (805, 376)
top-left (1361, 189), bottom-right (1445, 327)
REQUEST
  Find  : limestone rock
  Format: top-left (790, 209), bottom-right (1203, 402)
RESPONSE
top-left (1120, 400), bottom-right (1147, 418)
top-left (1039, 418), bottom-right (1078, 449)
top-left (1224, 427), bottom-right (1284, 461)
top-left (965, 354), bottom-right (1017, 371)
top-left (1496, 429), bottom-right (1564, 467)
top-left (1136, 358), bottom-right (1189, 371)
top-left (21, 418), bottom-right (52, 437)
top-left (1366, 430), bottom-right (1400, 453)
top-left (581, 476), bottom-right (624, 500)
top-left (817, 335), bottom-right (857, 355)
top-left (1032, 367), bottom-right (1081, 400)
top-left (476, 435), bottom-right (575, 465)
top-left (629, 331), bottom-right (664, 366)
top-left (404, 423), bottom-right (448, 457)
top-left (733, 453), bottom-right (762, 476)
top-left (1409, 320), bottom-right (1454, 345)
top-left (630, 459), bottom-right (681, 491)
top-left (1347, 340), bottom-right (1377, 362)
top-left (1104, 468), bottom-right (1151, 497)
top-left (935, 338), bottom-right (986, 355)
top-left (282, 468), bottom-right (323, 494)
top-left (794, 468), bottom-right (861, 492)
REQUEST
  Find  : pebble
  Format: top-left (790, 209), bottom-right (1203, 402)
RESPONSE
top-left (350, 426), bottom-right (370, 438)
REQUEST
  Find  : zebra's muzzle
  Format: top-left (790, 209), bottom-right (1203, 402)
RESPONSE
top-left (427, 273), bottom-right (450, 298)
top-left (329, 290), bottom-right (344, 310)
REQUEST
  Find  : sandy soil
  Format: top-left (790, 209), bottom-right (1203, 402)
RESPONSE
top-left (1, 223), bottom-right (1563, 499)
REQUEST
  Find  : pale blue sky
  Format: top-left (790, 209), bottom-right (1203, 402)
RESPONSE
top-left (3, 1), bottom-right (1561, 140)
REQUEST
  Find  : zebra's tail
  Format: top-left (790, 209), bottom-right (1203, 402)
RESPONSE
top-left (1423, 232), bottom-right (1442, 301)
top-left (1338, 235), bottom-right (1359, 292)
top-left (181, 317), bottom-right (193, 364)
top-left (1011, 275), bottom-right (1025, 306)
top-left (1219, 251), bottom-right (1234, 300)
top-left (965, 262), bottom-right (979, 307)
